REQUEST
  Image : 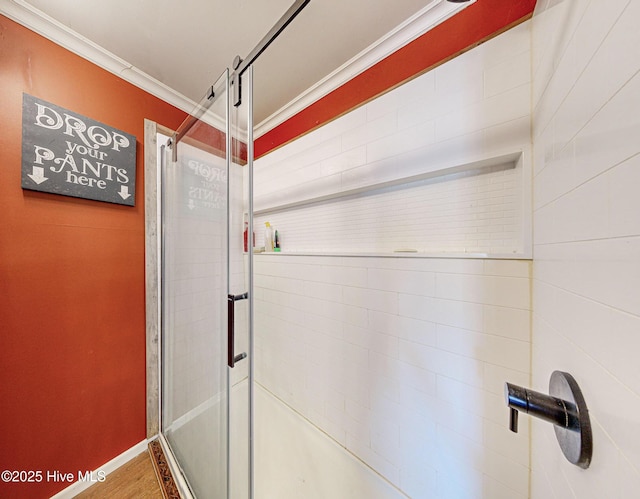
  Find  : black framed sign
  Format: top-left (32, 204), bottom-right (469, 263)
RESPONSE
top-left (21, 93), bottom-right (137, 206)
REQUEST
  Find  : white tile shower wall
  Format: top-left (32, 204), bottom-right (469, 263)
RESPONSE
top-left (254, 254), bottom-right (531, 498)
top-left (531, 0), bottom-right (640, 497)
top-left (253, 21), bottom-right (532, 256)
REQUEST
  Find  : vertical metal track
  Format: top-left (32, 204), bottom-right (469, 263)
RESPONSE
top-left (224, 70), bottom-right (232, 499)
top-left (232, 0), bottom-right (310, 107)
top-left (247, 66), bottom-right (256, 499)
top-left (159, 143), bottom-right (166, 435)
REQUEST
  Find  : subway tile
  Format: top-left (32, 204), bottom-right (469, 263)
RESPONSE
top-left (343, 323), bottom-right (370, 347)
top-left (303, 280), bottom-right (343, 302)
top-left (484, 48), bottom-right (531, 98)
top-left (370, 416), bottom-right (401, 464)
top-left (397, 95), bottom-right (436, 132)
top-left (304, 312), bottom-right (345, 339)
top-left (436, 375), bottom-right (489, 420)
top-left (483, 116), bottom-right (531, 154)
top-left (608, 154), bottom-right (640, 238)
top-left (531, 0), bottom-right (560, 96)
top-left (572, 0), bottom-right (630, 87)
top-left (338, 155), bottom-right (397, 191)
top-left (346, 434), bottom-right (400, 485)
top-left (435, 48), bottom-right (485, 95)
top-left (343, 286), bottom-right (399, 315)
top-left (344, 341), bottom-right (370, 369)
top-left (436, 466), bottom-right (484, 499)
top-left (531, 431), bottom-right (577, 499)
top-left (369, 310), bottom-right (437, 346)
top-left (482, 305), bottom-right (531, 341)
top-left (483, 418), bottom-right (530, 468)
top-left (369, 371), bottom-right (403, 404)
top-left (366, 120), bottom-right (436, 164)
top-left (399, 361), bottom-right (438, 396)
top-left (402, 76), bottom-right (484, 126)
top-left (560, 420), bottom-right (623, 499)
top-left (556, 288), bottom-right (640, 397)
top-left (321, 264), bottom-right (368, 288)
top-left (436, 273), bottom-right (530, 310)
top-left (368, 351), bottom-right (405, 380)
top-left (435, 84), bottom-right (531, 142)
top-left (399, 409), bottom-right (438, 461)
top-left (437, 324), bottom-right (530, 372)
top-left (435, 424), bottom-right (486, 478)
top-left (399, 340), bottom-right (484, 388)
top-left (320, 145), bottom-right (367, 176)
top-left (433, 396), bottom-right (485, 444)
top-left (483, 259), bottom-right (531, 278)
top-left (367, 267), bottom-right (435, 296)
top-left (398, 293), bottom-right (437, 322)
top-left (568, 172), bottom-right (610, 242)
top-left (481, 20), bottom-right (532, 68)
top-left (482, 447), bottom-right (530, 497)
top-left (533, 138), bottom-right (575, 210)
top-left (559, 0), bottom-right (640, 154)
top-left (619, 454), bottom-right (640, 499)
top-left (432, 297), bottom-right (485, 331)
top-left (394, 70), bottom-right (436, 105)
top-left (569, 237), bottom-right (640, 317)
top-left (398, 465), bottom-right (437, 499)
top-left (341, 112), bottom-right (398, 151)
top-left (365, 92), bottom-right (399, 123)
top-left (342, 404), bottom-right (371, 444)
top-left (342, 303), bottom-right (370, 327)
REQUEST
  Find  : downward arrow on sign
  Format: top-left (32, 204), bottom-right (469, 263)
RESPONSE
top-left (118, 185), bottom-right (131, 200)
top-left (28, 166), bottom-right (48, 185)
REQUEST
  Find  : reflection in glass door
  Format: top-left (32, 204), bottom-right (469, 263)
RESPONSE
top-left (158, 3), bottom-right (306, 496)
top-left (161, 69), bottom-right (235, 499)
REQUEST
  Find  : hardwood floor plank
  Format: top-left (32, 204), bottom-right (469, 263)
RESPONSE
top-left (75, 451), bottom-right (163, 499)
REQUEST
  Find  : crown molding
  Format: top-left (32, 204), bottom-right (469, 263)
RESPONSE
top-left (253, 0), bottom-right (474, 138)
top-left (0, 0), bottom-right (198, 115)
top-left (1, 0), bottom-right (472, 136)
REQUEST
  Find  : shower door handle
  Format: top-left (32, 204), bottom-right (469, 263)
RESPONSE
top-left (227, 292), bottom-right (248, 368)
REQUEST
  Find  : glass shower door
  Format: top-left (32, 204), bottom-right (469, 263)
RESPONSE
top-left (161, 69), bottom-right (234, 498)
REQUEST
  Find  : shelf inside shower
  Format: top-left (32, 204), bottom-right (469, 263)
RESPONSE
top-left (252, 150), bottom-right (530, 259)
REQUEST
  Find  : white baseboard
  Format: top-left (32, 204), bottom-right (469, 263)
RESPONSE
top-left (49, 439), bottom-right (149, 499)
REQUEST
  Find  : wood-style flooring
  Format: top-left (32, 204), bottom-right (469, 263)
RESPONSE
top-left (75, 450), bottom-right (163, 499)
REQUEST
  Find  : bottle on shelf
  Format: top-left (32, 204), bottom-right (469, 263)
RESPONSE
top-left (264, 222), bottom-right (274, 252)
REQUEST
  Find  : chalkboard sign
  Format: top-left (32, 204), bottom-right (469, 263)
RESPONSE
top-left (21, 93), bottom-right (137, 206)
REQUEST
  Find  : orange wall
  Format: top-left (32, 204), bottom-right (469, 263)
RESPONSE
top-left (0, 16), bottom-right (185, 498)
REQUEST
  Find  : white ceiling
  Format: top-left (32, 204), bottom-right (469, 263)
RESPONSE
top-left (13, 0), bottom-right (467, 127)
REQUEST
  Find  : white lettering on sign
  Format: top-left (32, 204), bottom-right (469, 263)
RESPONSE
top-left (31, 145), bottom-right (130, 186)
top-left (34, 103), bottom-right (130, 152)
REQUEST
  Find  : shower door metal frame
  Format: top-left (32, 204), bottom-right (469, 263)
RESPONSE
top-left (159, 68), bottom-right (233, 499)
top-left (151, 2), bottom-right (310, 498)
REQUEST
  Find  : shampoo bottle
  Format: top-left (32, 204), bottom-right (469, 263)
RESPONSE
top-left (243, 213), bottom-right (255, 252)
top-left (243, 213), bottom-right (249, 252)
top-left (264, 222), bottom-right (273, 252)
top-left (274, 230), bottom-right (281, 252)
